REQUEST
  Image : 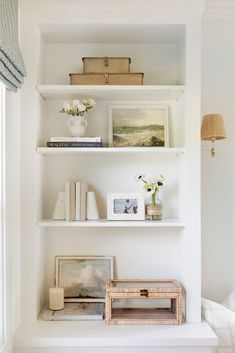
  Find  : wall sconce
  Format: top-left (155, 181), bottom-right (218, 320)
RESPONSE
top-left (201, 114), bottom-right (227, 157)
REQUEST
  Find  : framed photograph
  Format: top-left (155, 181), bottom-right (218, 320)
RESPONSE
top-left (55, 256), bottom-right (114, 303)
top-left (107, 193), bottom-right (145, 221)
top-left (108, 105), bottom-right (169, 147)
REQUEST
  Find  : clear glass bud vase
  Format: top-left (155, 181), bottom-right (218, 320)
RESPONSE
top-left (146, 192), bottom-right (162, 221)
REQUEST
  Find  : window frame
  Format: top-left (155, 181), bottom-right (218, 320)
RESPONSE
top-left (0, 83), bottom-right (8, 353)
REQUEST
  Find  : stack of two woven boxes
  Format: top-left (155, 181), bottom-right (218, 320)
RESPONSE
top-left (69, 57), bottom-right (144, 85)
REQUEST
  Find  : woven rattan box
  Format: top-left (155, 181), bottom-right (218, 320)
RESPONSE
top-left (105, 279), bottom-right (183, 325)
top-left (82, 57), bottom-right (131, 73)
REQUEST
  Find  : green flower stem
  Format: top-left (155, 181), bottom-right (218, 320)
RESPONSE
top-left (152, 191), bottom-right (156, 205)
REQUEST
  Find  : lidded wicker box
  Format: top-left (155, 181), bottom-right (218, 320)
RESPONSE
top-left (82, 57), bottom-right (131, 73)
top-left (69, 73), bottom-right (144, 85)
top-left (105, 279), bottom-right (183, 325)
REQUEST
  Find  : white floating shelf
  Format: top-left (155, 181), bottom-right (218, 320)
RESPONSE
top-left (38, 218), bottom-right (185, 228)
top-left (13, 321), bottom-right (217, 348)
top-left (36, 84), bottom-right (185, 101)
top-left (37, 147), bottom-right (185, 155)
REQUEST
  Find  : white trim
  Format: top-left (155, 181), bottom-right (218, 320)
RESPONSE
top-left (37, 147), bottom-right (185, 156)
top-left (20, 0), bottom-right (207, 12)
top-left (36, 85), bottom-right (185, 101)
top-left (0, 85), bottom-right (9, 353)
top-left (204, 1), bottom-right (235, 19)
top-left (37, 218), bottom-right (185, 228)
top-left (13, 321), bottom-right (217, 348)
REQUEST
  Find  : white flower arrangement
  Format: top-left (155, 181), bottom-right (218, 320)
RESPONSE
top-left (136, 174), bottom-right (165, 205)
top-left (60, 98), bottom-right (96, 117)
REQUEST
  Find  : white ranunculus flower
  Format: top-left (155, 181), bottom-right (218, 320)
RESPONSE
top-left (71, 105), bottom-right (78, 114)
top-left (82, 98), bottom-right (88, 104)
top-left (62, 102), bottom-right (71, 111)
top-left (87, 98), bottom-right (96, 106)
top-left (72, 99), bottom-right (81, 107)
top-left (77, 104), bottom-right (86, 112)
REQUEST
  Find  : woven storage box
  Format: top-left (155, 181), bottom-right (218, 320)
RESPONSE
top-left (82, 57), bottom-right (131, 73)
top-left (69, 73), bottom-right (144, 85)
top-left (105, 279), bottom-right (183, 325)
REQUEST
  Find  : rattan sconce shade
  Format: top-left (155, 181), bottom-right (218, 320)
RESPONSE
top-left (201, 114), bottom-right (227, 141)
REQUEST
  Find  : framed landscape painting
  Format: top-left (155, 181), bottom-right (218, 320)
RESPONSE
top-left (55, 256), bottom-right (114, 302)
top-left (108, 105), bottom-right (169, 147)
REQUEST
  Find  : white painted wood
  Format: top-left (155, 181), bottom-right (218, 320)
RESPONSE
top-left (13, 321), bottom-right (217, 348)
top-left (20, 0), bottom-right (207, 12)
top-left (205, 1), bottom-right (235, 18)
top-left (37, 85), bottom-right (185, 101)
top-left (0, 84), bottom-right (10, 353)
top-left (13, 348), bottom-right (215, 353)
top-left (37, 147), bottom-right (186, 155)
top-left (17, 3), bottom-right (212, 353)
top-left (37, 218), bottom-right (185, 228)
top-left (178, 16), bottom-right (202, 323)
top-left (38, 23), bottom-right (186, 44)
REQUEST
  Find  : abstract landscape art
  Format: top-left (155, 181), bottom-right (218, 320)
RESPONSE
top-left (109, 105), bottom-right (169, 147)
top-left (55, 256), bottom-right (113, 302)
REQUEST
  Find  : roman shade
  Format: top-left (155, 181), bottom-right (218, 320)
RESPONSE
top-left (0, 0), bottom-right (26, 91)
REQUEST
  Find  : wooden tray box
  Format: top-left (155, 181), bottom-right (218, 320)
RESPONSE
top-left (69, 73), bottom-right (144, 85)
top-left (82, 57), bottom-right (131, 73)
top-left (105, 279), bottom-right (183, 325)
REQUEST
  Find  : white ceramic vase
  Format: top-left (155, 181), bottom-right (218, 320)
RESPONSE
top-left (86, 192), bottom-right (100, 220)
top-left (67, 116), bottom-right (87, 137)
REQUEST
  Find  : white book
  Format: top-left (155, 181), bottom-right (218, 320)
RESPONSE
top-left (51, 137), bottom-right (102, 142)
top-left (65, 182), bottom-right (70, 221)
top-left (81, 182), bottom-right (88, 221)
top-left (75, 181), bottom-right (81, 221)
top-left (70, 182), bottom-right (76, 221)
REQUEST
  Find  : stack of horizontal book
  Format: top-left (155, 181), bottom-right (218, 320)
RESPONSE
top-left (65, 181), bottom-right (88, 221)
top-left (47, 137), bottom-right (102, 148)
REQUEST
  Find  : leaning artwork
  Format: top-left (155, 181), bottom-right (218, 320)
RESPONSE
top-left (109, 105), bottom-right (169, 147)
top-left (55, 256), bottom-right (113, 302)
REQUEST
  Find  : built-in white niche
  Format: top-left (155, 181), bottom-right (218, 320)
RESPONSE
top-left (38, 23), bottom-right (186, 85)
top-left (41, 153), bottom-right (182, 220)
top-left (40, 226), bottom-right (182, 313)
top-left (38, 98), bottom-right (185, 148)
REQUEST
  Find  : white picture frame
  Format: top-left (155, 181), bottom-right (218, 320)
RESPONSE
top-left (108, 105), bottom-right (169, 147)
top-left (107, 193), bottom-right (145, 221)
top-left (55, 256), bottom-right (114, 303)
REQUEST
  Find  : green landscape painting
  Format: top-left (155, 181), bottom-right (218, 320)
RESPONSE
top-left (111, 108), bottom-right (167, 147)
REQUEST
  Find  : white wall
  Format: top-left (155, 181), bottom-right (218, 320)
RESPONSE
top-left (201, 16), bottom-right (235, 301)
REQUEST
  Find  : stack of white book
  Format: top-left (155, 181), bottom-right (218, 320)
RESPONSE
top-left (47, 136), bottom-right (102, 148)
top-left (65, 181), bottom-right (88, 221)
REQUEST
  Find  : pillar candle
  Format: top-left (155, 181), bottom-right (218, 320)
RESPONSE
top-left (49, 287), bottom-right (64, 310)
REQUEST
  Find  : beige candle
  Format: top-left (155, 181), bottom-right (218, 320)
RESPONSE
top-left (49, 287), bottom-right (64, 310)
